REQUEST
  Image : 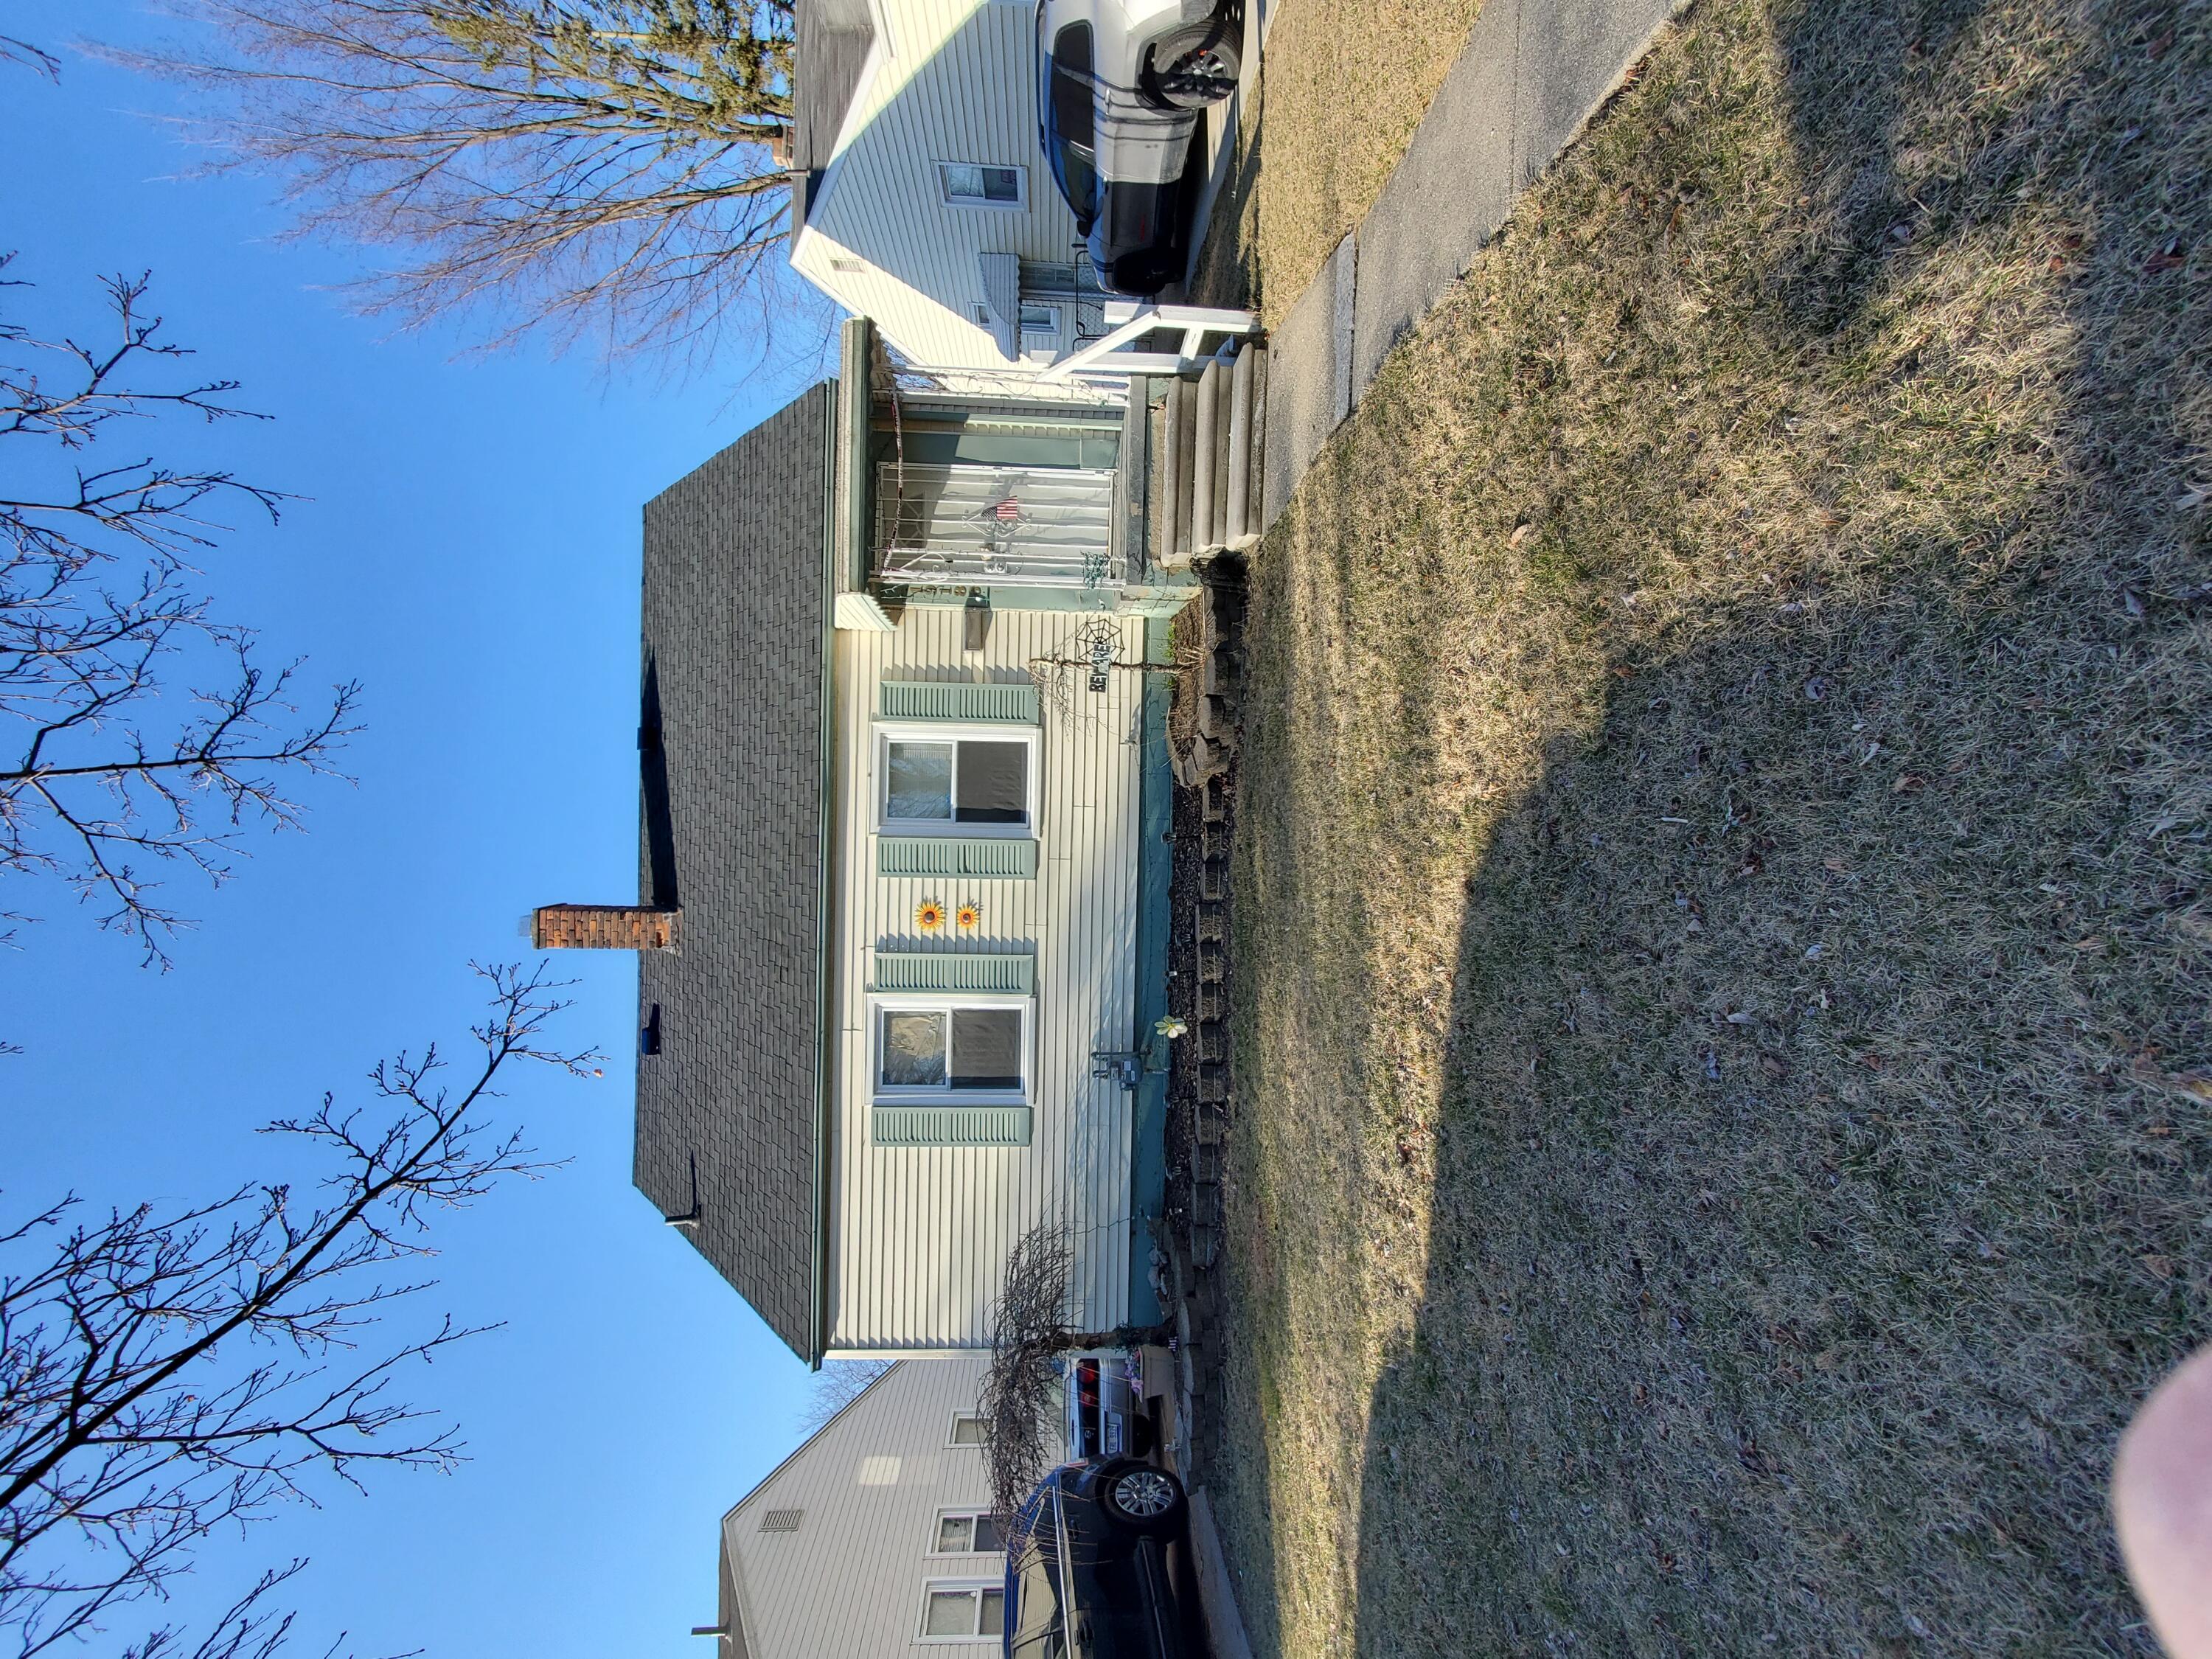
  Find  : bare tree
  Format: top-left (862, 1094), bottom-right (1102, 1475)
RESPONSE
top-left (795, 1360), bottom-right (893, 1436)
top-left (109, 1), bottom-right (799, 358)
top-left (1, 263), bottom-right (360, 966)
top-left (0, 962), bottom-right (597, 1659)
top-left (977, 1224), bottom-right (1168, 1531)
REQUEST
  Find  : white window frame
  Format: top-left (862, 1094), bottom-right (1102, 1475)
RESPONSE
top-left (936, 160), bottom-right (1028, 210)
top-left (875, 995), bottom-right (1032, 1107)
top-left (918, 1579), bottom-right (1006, 1643)
top-left (929, 1507), bottom-right (1006, 1557)
top-left (947, 1411), bottom-right (990, 1447)
top-left (874, 722), bottom-right (1041, 839)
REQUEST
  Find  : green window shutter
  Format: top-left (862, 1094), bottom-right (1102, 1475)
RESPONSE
top-left (877, 680), bottom-right (1040, 723)
top-left (877, 838), bottom-right (1038, 878)
top-left (873, 1105), bottom-right (1033, 1147)
top-left (869, 952), bottom-right (1034, 994)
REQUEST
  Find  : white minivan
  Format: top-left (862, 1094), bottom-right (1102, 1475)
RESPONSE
top-left (1034, 0), bottom-right (1242, 296)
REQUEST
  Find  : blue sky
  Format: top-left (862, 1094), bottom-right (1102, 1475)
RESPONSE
top-left (1, 8), bottom-right (831, 1655)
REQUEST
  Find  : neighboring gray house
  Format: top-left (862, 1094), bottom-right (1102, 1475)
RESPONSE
top-left (703, 1355), bottom-right (1009, 1655)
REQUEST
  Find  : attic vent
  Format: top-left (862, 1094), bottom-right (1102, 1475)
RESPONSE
top-left (758, 1509), bottom-right (804, 1534)
top-left (831, 257), bottom-right (864, 273)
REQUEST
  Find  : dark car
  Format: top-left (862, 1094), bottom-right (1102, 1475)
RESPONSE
top-left (1004, 1458), bottom-right (1203, 1658)
top-left (1036, 1), bottom-right (1239, 296)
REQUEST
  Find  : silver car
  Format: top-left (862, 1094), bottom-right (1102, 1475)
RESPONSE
top-left (1035, 0), bottom-right (1242, 296)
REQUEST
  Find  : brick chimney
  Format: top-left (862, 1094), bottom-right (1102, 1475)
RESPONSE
top-left (531, 905), bottom-right (681, 951)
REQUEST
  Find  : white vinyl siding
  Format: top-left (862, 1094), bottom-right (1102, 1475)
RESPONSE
top-left (725, 1357), bottom-right (1003, 1658)
top-left (828, 607), bottom-right (1142, 1351)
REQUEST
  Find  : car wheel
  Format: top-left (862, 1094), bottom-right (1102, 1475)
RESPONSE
top-left (1149, 23), bottom-right (1241, 109)
top-left (1099, 1462), bottom-right (1187, 1534)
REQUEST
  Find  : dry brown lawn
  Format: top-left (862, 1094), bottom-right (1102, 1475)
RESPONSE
top-left (1190, 0), bottom-right (1484, 314)
top-left (1201, 0), bottom-right (2212, 1654)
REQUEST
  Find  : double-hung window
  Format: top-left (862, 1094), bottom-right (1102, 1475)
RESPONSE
top-left (939, 161), bottom-right (1026, 209)
top-left (920, 1582), bottom-right (1006, 1641)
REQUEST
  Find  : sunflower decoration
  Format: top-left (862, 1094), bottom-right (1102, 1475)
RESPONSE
top-left (914, 898), bottom-right (947, 933)
top-left (955, 901), bottom-right (983, 932)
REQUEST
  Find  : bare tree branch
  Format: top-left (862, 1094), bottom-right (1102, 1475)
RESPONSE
top-left (0, 37), bottom-right (59, 80)
top-left (101, 1), bottom-right (801, 361)
top-left (1, 262), bottom-right (359, 967)
top-left (978, 1223), bottom-right (1169, 1534)
top-left (0, 964), bottom-right (599, 1659)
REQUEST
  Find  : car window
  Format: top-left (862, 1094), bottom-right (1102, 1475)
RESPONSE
top-left (1042, 23), bottom-right (1100, 226)
top-left (1049, 24), bottom-right (1094, 147)
top-left (1008, 1540), bottom-right (1062, 1656)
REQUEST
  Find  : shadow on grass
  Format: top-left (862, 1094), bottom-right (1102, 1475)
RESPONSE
top-left (1192, 0), bottom-right (2212, 1651)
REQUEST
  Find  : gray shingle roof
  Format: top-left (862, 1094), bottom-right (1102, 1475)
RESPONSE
top-left (635, 384), bottom-right (835, 1362)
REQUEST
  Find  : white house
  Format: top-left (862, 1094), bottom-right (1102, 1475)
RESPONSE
top-left (704, 1356), bottom-right (1012, 1655)
top-left (787, 0), bottom-right (1110, 373)
top-left (532, 318), bottom-right (1188, 1362)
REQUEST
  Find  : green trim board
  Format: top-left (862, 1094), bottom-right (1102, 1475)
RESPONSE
top-left (877, 837), bottom-right (1038, 878)
top-left (872, 1105), bottom-right (1033, 1147)
top-left (877, 680), bottom-right (1039, 723)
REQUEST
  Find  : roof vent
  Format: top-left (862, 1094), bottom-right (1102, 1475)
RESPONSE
top-left (758, 1509), bottom-right (804, 1533)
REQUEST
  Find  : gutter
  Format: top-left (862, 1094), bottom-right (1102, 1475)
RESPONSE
top-left (810, 378), bottom-right (841, 1370)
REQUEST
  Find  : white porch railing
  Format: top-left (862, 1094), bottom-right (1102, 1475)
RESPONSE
top-left (1037, 303), bottom-right (1260, 383)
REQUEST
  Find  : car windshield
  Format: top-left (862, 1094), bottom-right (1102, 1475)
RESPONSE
top-left (1038, 21), bottom-right (1100, 227)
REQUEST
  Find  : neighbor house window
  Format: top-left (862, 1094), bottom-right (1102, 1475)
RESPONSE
top-left (920, 1582), bottom-right (1006, 1641)
top-left (939, 161), bottom-right (1026, 209)
top-left (948, 1412), bottom-right (989, 1447)
top-left (878, 728), bottom-right (1037, 835)
top-left (933, 1510), bottom-right (1006, 1554)
top-left (878, 1002), bottom-right (1028, 1101)
top-left (1019, 303), bottom-right (1058, 341)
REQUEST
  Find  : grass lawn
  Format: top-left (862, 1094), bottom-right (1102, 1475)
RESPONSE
top-left (1189, 0), bottom-right (1484, 314)
top-left (1204, 0), bottom-right (2212, 1653)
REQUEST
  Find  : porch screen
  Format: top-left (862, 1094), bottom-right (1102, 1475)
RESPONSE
top-left (875, 462), bottom-right (1119, 589)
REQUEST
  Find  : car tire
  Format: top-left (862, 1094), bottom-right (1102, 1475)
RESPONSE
top-left (1148, 21), bottom-right (1241, 110)
top-left (1098, 1461), bottom-right (1187, 1535)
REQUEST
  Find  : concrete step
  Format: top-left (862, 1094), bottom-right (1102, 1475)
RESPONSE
top-left (1150, 340), bottom-right (1270, 567)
